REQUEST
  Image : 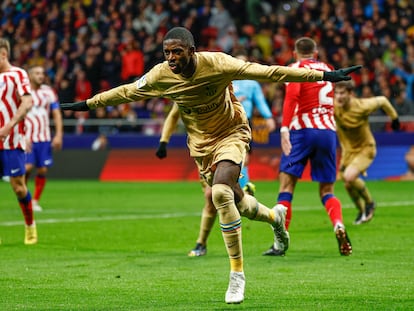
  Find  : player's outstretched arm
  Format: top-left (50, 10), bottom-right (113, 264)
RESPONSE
top-left (323, 65), bottom-right (362, 82)
top-left (60, 101), bottom-right (90, 111)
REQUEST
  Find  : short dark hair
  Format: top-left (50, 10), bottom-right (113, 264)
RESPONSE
top-left (164, 27), bottom-right (195, 47)
top-left (294, 37), bottom-right (316, 55)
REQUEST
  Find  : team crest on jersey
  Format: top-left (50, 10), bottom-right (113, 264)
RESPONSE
top-left (205, 85), bottom-right (217, 96)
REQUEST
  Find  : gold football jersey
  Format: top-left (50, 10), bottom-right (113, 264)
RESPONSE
top-left (87, 51), bottom-right (323, 156)
top-left (334, 96), bottom-right (398, 152)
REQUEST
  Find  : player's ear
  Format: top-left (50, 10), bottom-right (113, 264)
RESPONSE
top-left (189, 45), bottom-right (195, 55)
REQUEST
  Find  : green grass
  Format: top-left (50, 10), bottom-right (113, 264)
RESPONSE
top-left (0, 180), bottom-right (413, 310)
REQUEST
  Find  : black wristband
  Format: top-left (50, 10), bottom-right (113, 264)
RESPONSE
top-left (60, 101), bottom-right (89, 111)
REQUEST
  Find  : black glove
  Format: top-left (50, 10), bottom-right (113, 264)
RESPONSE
top-left (156, 142), bottom-right (168, 159)
top-left (323, 65), bottom-right (362, 82)
top-left (391, 118), bottom-right (400, 131)
top-left (60, 101), bottom-right (90, 111)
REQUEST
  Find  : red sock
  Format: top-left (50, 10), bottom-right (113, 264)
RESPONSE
top-left (18, 192), bottom-right (34, 226)
top-left (279, 200), bottom-right (292, 230)
top-left (34, 175), bottom-right (46, 201)
top-left (323, 196), bottom-right (343, 227)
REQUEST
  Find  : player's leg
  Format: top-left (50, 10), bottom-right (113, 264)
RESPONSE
top-left (239, 153), bottom-right (255, 196)
top-left (214, 167), bottom-right (288, 304)
top-left (24, 162), bottom-right (34, 184)
top-left (32, 166), bottom-right (47, 212)
top-left (32, 142), bottom-right (54, 211)
top-left (5, 150), bottom-right (37, 245)
top-left (210, 136), bottom-right (287, 303)
top-left (264, 129), bottom-right (312, 256)
top-left (339, 166), bottom-right (366, 224)
top-left (212, 160), bottom-right (245, 304)
top-left (262, 171), bottom-right (297, 256)
top-left (234, 180), bottom-right (289, 253)
top-left (320, 182), bottom-right (352, 256)
top-left (188, 181), bottom-right (217, 257)
top-left (312, 129), bottom-right (351, 256)
top-left (343, 148), bottom-right (376, 223)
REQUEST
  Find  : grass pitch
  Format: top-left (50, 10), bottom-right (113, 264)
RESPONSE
top-left (0, 180), bottom-right (413, 310)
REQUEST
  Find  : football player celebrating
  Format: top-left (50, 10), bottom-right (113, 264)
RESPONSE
top-left (61, 28), bottom-right (360, 304)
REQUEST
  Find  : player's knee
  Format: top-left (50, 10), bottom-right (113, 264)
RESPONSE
top-left (37, 167), bottom-right (48, 175)
top-left (343, 174), bottom-right (355, 186)
top-left (211, 184), bottom-right (233, 210)
top-left (12, 184), bottom-right (27, 198)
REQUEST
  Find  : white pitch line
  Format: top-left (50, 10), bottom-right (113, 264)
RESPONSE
top-left (0, 212), bottom-right (200, 227)
top-left (0, 200), bottom-right (413, 227)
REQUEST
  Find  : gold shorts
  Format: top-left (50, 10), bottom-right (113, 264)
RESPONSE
top-left (339, 144), bottom-right (376, 176)
top-left (194, 136), bottom-right (247, 186)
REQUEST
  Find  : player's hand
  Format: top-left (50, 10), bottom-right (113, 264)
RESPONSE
top-left (0, 124), bottom-right (12, 142)
top-left (266, 118), bottom-right (276, 132)
top-left (156, 142), bottom-right (168, 159)
top-left (281, 131), bottom-right (292, 156)
top-left (52, 135), bottom-right (63, 151)
top-left (391, 118), bottom-right (400, 131)
top-left (323, 65), bottom-right (362, 82)
top-left (60, 101), bottom-right (89, 111)
top-left (25, 138), bottom-right (33, 153)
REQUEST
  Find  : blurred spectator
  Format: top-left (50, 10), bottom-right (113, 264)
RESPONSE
top-left (101, 50), bottom-right (122, 88)
top-left (120, 37), bottom-right (144, 83)
top-left (393, 62), bottom-right (414, 102)
top-left (392, 89), bottom-right (414, 117)
top-left (74, 69), bottom-right (92, 102)
top-left (2, 0), bottom-right (414, 134)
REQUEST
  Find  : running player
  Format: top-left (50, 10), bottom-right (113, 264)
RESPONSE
top-left (0, 38), bottom-right (37, 245)
top-left (25, 65), bottom-right (63, 212)
top-left (61, 27), bottom-right (360, 304)
top-left (263, 37), bottom-right (352, 257)
top-left (334, 80), bottom-right (400, 224)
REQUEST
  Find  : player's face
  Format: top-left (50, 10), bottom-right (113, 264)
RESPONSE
top-left (163, 39), bottom-right (195, 77)
top-left (29, 67), bottom-right (45, 86)
top-left (334, 87), bottom-right (351, 107)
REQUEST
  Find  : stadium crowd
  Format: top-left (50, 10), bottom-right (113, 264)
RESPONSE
top-left (1, 0), bottom-right (414, 134)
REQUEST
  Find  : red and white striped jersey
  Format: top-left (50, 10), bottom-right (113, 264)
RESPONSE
top-left (282, 59), bottom-right (336, 131)
top-left (25, 84), bottom-right (59, 143)
top-left (0, 66), bottom-right (32, 150)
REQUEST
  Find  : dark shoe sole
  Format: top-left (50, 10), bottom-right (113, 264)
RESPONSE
top-left (335, 228), bottom-right (352, 256)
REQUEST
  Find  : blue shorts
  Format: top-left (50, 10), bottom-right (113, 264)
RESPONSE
top-left (26, 142), bottom-right (53, 168)
top-left (279, 129), bottom-right (337, 183)
top-left (0, 149), bottom-right (26, 177)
